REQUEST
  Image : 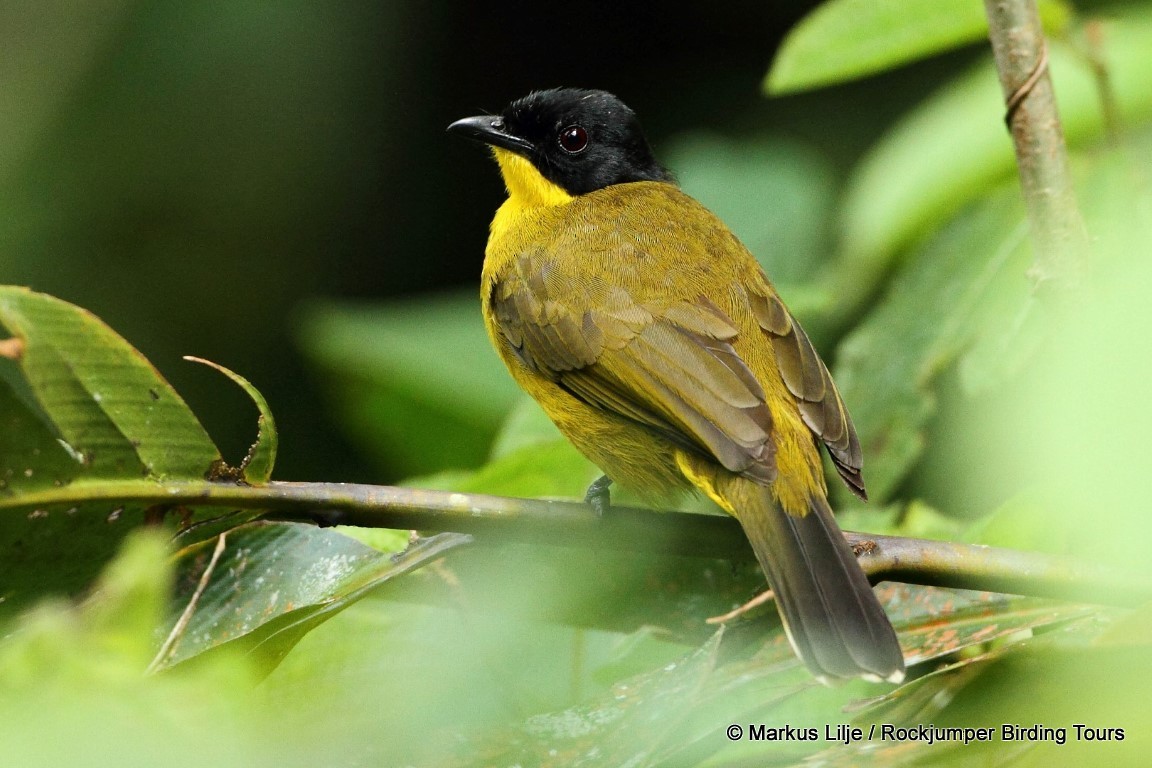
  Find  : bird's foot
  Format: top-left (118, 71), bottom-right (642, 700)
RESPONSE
top-left (583, 475), bottom-right (613, 517)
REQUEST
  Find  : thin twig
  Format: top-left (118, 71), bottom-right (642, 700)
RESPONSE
top-left (147, 531), bottom-right (227, 674)
top-left (1078, 20), bottom-right (1121, 144)
top-left (984, 0), bottom-right (1090, 289)
top-left (706, 589), bottom-right (776, 624)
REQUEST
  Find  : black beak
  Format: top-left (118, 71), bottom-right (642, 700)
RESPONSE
top-left (447, 115), bottom-right (534, 155)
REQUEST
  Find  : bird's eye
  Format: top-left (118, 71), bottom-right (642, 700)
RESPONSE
top-left (558, 125), bottom-right (589, 154)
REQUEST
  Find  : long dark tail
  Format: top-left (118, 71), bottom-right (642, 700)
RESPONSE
top-left (725, 478), bottom-right (905, 683)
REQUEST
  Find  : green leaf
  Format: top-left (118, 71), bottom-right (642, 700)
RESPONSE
top-left (483, 397), bottom-right (603, 499)
top-left (893, 499), bottom-right (966, 542)
top-left (0, 526), bottom-right (327, 768)
top-left (0, 286), bottom-right (220, 479)
top-left (183, 356), bottom-right (277, 484)
top-left (769, 592), bottom-right (1099, 766)
top-left (487, 396), bottom-right (565, 460)
top-left (962, 488), bottom-right (1074, 554)
top-left (0, 287), bottom-right (224, 617)
top-left (663, 133), bottom-right (838, 289)
top-left (832, 12), bottom-right (1152, 312)
top-left (296, 291), bottom-right (521, 477)
top-left (430, 629), bottom-right (808, 768)
top-left (884, 584), bottom-right (1091, 668)
top-left (0, 529), bottom-right (174, 683)
top-left (456, 439), bottom-right (600, 500)
top-left (835, 128), bottom-right (1152, 504)
top-left (0, 290), bottom-right (374, 669)
top-left (407, 575), bottom-right (1088, 767)
top-left (157, 523), bottom-right (472, 677)
top-left (768, 0), bottom-right (983, 95)
top-left (1001, 169), bottom-right (1152, 574)
top-left (767, 0), bottom-right (1072, 96)
top-left (847, 633), bottom-right (1152, 766)
top-left (834, 184), bottom-right (1031, 502)
top-left (0, 366), bottom-right (80, 495)
top-left (438, 587), bottom-right (1067, 765)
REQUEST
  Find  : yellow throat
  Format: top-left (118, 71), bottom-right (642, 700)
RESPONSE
top-left (493, 148), bottom-right (573, 208)
top-left (487, 148), bottom-right (575, 254)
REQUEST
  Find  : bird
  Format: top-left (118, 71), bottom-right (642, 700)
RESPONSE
top-left (448, 88), bottom-right (904, 684)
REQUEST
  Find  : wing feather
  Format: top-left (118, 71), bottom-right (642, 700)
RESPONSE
top-left (491, 269), bottom-right (777, 485)
top-left (748, 289), bottom-right (867, 500)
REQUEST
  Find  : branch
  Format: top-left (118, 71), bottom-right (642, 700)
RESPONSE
top-left (849, 532), bottom-right (1139, 607)
top-left (13, 479), bottom-right (1140, 607)
top-left (984, 0), bottom-right (1090, 289)
top-left (263, 482), bottom-right (1148, 608)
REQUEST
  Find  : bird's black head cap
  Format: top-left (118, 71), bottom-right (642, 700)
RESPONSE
top-left (449, 88), bottom-right (673, 196)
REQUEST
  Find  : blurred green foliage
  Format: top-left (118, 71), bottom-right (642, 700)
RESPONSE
top-left (0, 286), bottom-right (224, 616)
top-left (297, 291), bottom-right (523, 478)
top-left (3, 0), bottom-right (1152, 766)
top-left (766, 0), bottom-right (1074, 96)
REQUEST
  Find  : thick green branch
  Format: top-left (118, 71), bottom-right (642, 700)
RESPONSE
top-left (7, 479), bottom-right (1147, 607)
top-left (984, 0), bottom-right (1089, 287)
